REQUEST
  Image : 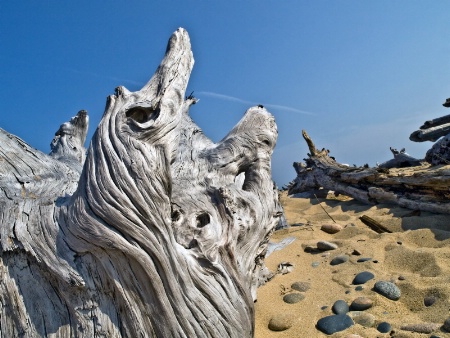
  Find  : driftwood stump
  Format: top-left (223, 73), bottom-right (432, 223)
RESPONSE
top-left (0, 28), bottom-right (282, 337)
top-left (288, 130), bottom-right (450, 214)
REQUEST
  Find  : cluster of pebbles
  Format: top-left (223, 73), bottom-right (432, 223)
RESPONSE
top-left (265, 222), bottom-right (450, 336)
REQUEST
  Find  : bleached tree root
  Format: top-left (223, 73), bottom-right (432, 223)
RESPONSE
top-left (288, 130), bottom-right (450, 214)
top-left (0, 28), bottom-right (282, 337)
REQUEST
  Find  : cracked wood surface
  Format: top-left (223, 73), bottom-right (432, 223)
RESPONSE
top-left (0, 28), bottom-right (282, 337)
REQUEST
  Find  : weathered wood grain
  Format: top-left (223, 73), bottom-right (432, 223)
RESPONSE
top-left (0, 28), bottom-right (282, 337)
top-left (288, 130), bottom-right (450, 214)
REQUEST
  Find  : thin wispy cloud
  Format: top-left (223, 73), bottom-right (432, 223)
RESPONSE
top-left (197, 91), bottom-right (316, 116)
top-left (62, 66), bottom-right (144, 87)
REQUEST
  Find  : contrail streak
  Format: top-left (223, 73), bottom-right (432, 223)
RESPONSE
top-left (197, 91), bottom-right (316, 116)
top-left (63, 66), bottom-right (144, 86)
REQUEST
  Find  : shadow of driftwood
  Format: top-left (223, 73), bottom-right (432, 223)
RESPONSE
top-left (289, 190), bottom-right (450, 242)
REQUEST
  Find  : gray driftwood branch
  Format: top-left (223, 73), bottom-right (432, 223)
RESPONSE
top-left (288, 130), bottom-right (450, 214)
top-left (410, 99), bottom-right (450, 142)
top-left (409, 101), bottom-right (450, 165)
top-left (0, 28), bottom-right (282, 337)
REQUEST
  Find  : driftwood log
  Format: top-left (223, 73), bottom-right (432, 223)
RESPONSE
top-left (410, 98), bottom-right (450, 142)
top-left (288, 130), bottom-right (450, 214)
top-left (377, 147), bottom-right (423, 169)
top-left (409, 99), bottom-right (450, 165)
top-left (0, 28), bottom-right (283, 337)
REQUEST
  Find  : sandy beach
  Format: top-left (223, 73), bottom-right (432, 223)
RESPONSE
top-left (255, 190), bottom-right (450, 337)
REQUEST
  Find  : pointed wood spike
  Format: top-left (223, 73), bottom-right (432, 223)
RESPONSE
top-left (140, 27), bottom-right (194, 110)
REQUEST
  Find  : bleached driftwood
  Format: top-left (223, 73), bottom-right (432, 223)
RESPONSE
top-left (410, 101), bottom-right (450, 165)
top-left (0, 28), bottom-right (282, 337)
top-left (378, 147), bottom-right (423, 169)
top-left (288, 130), bottom-right (450, 214)
top-left (409, 120), bottom-right (450, 142)
top-left (410, 99), bottom-right (450, 142)
top-left (425, 133), bottom-right (450, 165)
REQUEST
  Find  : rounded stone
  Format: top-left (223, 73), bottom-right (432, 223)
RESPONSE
top-left (355, 286), bottom-right (364, 291)
top-left (321, 223), bottom-right (343, 234)
top-left (348, 311), bottom-right (376, 327)
top-left (283, 293), bottom-right (305, 304)
top-left (316, 314), bottom-right (354, 335)
top-left (291, 281), bottom-right (311, 292)
top-left (330, 254), bottom-right (349, 266)
top-left (268, 313), bottom-right (297, 331)
top-left (374, 281), bottom-right (401, 300)
top-left (350, 297), bottom-right (373, 311)
top-left (424, 295), bottom-right (437, 307)
top-left (317, 241), bottom-right (338, 251)
top-left (443, 317), bottom-right (450, 332)
top-left (332, 299), bottom-right (349, 314)
top-left (352, 271), bottom-right (375, 285)
top-left (400, 323), bottom-right (441, 334)
top-left (377, 321), bottom-right (392, 333)
top-left (356, 257), bottom-right (372, 263)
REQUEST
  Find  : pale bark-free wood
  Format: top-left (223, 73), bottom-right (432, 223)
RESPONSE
top-left (409, 122), bottom-right (450, 142)
top-left (378, 147), bottom-right (423, 169)
top-left (410, 108), bottom-right (450, 165)
top-left (288, 130), bottom-right (450, 214)
top-left (0, 28), bottom-right (282, 337)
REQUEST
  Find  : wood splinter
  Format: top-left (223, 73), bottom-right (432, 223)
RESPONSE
top-left (359, 215), bottom-right (392, 234)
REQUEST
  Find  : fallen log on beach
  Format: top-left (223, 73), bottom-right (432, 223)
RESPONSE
top-left (410, 99), bottom-right (450, 165)
top-left (288, 130), bottom-right (450, 214)
top-left (0, 28), bottom-right (282, 337)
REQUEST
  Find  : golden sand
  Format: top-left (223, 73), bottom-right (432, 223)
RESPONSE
top-left (255, 191), bottom-right (450, 337)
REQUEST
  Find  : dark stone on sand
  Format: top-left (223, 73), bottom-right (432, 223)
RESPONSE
top-left (424, 296), bottom-right (437, 307)
top-left (304, 245), bottom-right (316, 253)
top-left (443, 317), bottom-right (450, 332)
top-left (355, 286), bottom-right (364, 291)
top-left (332, 300), bottom-right (349, 314)
top-left (373, 281), bottom-right (401, 300)
top-left (377, 321), bottom-right (391, 333)
top-left (398, 275), bottom-right (406, 281)
top-left (350, 297), bottom-right (373, 311)
top-left (330, 254), bottom-right (349, 266)
top-left (283, 293), bottom-right (305, 304)
top-left (291, 281), bottom-right (311, 292)
top-left (356, 257), bottom-right (372, 263)
top-left (352, 271), bottom-right (374, 285)
top-left (316, 314), bottom-right (354, 335)
top-left (317, 241), bottom-right (338, 251)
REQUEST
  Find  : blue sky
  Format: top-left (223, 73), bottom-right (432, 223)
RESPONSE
top-left (1, 2), bottom-right (450, 186)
